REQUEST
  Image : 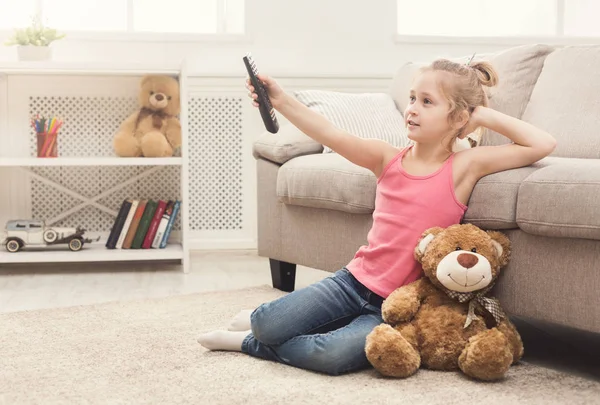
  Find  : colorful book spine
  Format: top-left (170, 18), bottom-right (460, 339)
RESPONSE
top-left (106, 199), bottom-right (132, 249)
top-left (152, 200), bottom-right (174, 248)
top-left (131, 200), bottom-right (157, 249)
top-left (142, 200), bottom-right (167, 249)
top-left (115, 200), bottom-right (138, 249)
top-left (122, 200), bottom-right (147, 249)
top-left (160, 200), bottom-right (180, 248)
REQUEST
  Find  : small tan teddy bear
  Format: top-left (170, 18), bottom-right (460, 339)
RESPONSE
top-left (365, 223), bottom-right (524, 381)
top-left (113, 75), bottom-right (181, 158)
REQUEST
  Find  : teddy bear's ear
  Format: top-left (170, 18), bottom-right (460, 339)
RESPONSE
top-left (486, 230), bottom-right (511, 267)
top-left (140, 75), bottom-right (153, 87)
top-left (414, 227), bottom-right (445, 263)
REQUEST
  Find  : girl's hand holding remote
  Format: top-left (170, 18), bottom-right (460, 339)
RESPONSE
top-left (245, 74), bottom-right (286, 109)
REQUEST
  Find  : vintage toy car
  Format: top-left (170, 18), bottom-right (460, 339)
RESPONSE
top-left (2, 219), bottom-right (98, 252)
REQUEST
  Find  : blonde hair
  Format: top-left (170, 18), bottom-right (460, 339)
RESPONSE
top-left (420, 58), bottom-right (499, 148)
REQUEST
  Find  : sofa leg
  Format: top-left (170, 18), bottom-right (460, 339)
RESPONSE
top-left (269, 259), bottom-right (297, 292)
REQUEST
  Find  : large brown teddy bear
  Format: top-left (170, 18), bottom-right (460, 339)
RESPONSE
top-left (365, 223), bottom-right (524, 381)
top-left (113, 75), bottom-right (181, 157)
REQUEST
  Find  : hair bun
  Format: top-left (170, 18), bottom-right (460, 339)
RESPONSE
top-left (470, 60), bottom-right (499, 87)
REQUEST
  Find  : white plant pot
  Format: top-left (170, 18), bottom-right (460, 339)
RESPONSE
top-left (17, 45), bottom-right (52, 61)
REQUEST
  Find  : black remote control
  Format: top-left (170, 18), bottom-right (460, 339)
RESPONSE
top-left (243, 53), bottom-right (279, 134)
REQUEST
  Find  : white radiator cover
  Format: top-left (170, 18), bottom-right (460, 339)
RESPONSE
top-left (188, 96), bottom-right (244, 232)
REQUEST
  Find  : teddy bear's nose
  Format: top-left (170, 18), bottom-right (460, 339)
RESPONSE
top-left (457, 253), bottom-right (478, 269)
top-left (155, 94), bottom-right (164, 101)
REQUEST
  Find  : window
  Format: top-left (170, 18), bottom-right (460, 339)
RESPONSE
top-left (397, 0), bottom-right (600, 38)
top-left (0, 0), bottom-right (244, 34)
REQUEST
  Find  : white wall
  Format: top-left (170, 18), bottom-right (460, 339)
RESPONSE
top-left (0, 0), bottom-right (523, 252)
top-left (0, 0), bottom-right (512, 76)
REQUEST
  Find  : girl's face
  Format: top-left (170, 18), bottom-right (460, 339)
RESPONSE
top-left (404, 71), bottom-right (461, 145)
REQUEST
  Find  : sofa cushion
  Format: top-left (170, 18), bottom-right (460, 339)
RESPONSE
top-left (521, 45), bottom-right (600, 158)
top-left (292, 90), bottom-right (409, 153)
top-left (389, 44), bottom-right (555, 147)
top-left (517, 158), bottom-right (600, 241)
top-left (277, 153), bottom-right (376, 214)
top-left (277, 153), bottom-right (558, 222)
top-left (252, 124), bottom-right (323, 164)
top-left (464, 157), bottom-right (559, 230)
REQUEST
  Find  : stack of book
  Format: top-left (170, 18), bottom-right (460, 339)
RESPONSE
top-left (105, 199), bottom-right (181, 249)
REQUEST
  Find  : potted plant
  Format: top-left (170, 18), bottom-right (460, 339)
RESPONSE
top-left (4, 14), bottom-right (65, 61)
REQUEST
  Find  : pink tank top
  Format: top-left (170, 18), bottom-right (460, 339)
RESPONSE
top-left (346, 144), bottom-right (468, 298)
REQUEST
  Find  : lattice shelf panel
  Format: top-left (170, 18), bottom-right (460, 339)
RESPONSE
top-left (28, 96), bottom-right (139, 158)
top-left (25, 94), bottom-right (183, 233)
top-left (30, 166), bottom-right (181, 233)
top-left (24, 93), bottom-right (244, 234)
top-left (188, 96), bottom-right (244, 231)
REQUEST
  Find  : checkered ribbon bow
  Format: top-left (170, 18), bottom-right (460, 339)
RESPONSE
top-left (445, 285), bottom-right (505, 328)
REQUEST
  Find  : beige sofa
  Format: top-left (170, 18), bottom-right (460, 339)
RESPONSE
top-left (252, 44), bottom-right (600, 335)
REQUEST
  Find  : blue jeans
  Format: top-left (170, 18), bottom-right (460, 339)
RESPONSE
top-left (241, 268), bottom-right (384, 376)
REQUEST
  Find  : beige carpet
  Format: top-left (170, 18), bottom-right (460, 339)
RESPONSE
top-left (1, 286), bottom-right (599, 405)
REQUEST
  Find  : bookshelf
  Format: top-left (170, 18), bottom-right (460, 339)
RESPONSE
top-left (0, 61), bottom-right (190, 272)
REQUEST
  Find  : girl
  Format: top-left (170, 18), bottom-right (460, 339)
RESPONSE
top-left (197, 58), bottom-right (557, 375)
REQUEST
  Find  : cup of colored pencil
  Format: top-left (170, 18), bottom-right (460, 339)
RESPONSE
top-left (32, 115), bottom-right (63, 158)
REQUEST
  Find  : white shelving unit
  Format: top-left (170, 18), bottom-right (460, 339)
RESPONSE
top-left (0, 243), bottom-right (184, 264)
top-left (0, 61), bottom-right (190, 272)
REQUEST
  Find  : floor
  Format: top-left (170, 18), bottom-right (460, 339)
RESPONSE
top-left (1, 250), bottom-right (598, 382)
top-left (0, 250), bottom-right (328, 312)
